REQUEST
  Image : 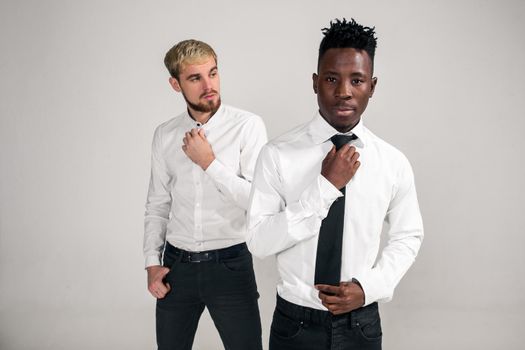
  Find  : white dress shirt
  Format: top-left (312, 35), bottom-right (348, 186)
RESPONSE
top-left (247, 112), bottom-right (423, 309)
top-left (144, 104), bottom-right (267, 267)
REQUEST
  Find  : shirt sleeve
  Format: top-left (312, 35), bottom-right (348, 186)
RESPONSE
top-left (205, 115), bottom-right (267, 210)
top-left (246, 144), bottom-right (343, 259)
top-left (143, 125), bottom-right (173, 268)
top-left (355, 155), bottom-right (424, 305)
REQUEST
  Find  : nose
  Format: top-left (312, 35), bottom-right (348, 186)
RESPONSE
top-left (335, 80), bottom-right (352, 99)
top-left (202, 77), bottom-right (213, 91)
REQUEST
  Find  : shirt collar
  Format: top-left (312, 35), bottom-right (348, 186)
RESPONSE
top-left (308, 111), bottom-right (367, 148)
top-left (183, 103), bottom-right (225, 129)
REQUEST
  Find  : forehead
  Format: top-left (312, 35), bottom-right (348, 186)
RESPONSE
top-left (179, 56), bottom-right (217, 76)
top-left (319, 48), bottom-right (372, 75)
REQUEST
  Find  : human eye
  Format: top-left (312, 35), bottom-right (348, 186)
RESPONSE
top-left (325, 76), bottom-right (337, 83)
top-left (189, 76), bottom-right (200, 82)
top-left (210, 70), bottom-right (218, 78)
top-left (352, 79), bottom-right (364, 85)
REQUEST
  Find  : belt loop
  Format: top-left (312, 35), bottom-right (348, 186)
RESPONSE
top-left (349, 309), bottom-right (358, 328)
top-left (304, 308), bottom-right (311, 326)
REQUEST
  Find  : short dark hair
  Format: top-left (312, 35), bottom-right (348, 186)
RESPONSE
top-left (318, 18), bottom-right (377, 69)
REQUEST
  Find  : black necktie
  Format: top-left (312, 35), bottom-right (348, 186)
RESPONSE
top-left (314, 134), bottom-right (357, 286)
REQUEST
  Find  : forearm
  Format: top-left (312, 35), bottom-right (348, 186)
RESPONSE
top-left (205, 159), bottom-right (252, 210)
top-left (356, 162), bottom-right (424, 305)
top-left (247, 174), bottom-right (342, 258)
top-left (355, 230), bottom-right (423, 305)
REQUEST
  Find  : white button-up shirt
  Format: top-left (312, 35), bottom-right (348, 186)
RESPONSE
top-left (247, 113), bottom-right (423, 308)
top-left (144, 104), bottom-right (267, 267)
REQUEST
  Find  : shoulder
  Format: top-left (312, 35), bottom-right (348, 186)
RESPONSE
top-left (154, 112), bottom-right (187, 136)
top-left (364, 126), bottom-right (413, 171)
top-left (222, 104), bottom-right (265, 126)
top-left (268, 121), bottom-right (311, 149)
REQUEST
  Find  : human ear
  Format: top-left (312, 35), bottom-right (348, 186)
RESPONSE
top-left (312, 73), bottom-right (319, 94)
top-left (369, 77), bottom-right (378, 97)
top-left (169, 77), bottom-right (182, 92)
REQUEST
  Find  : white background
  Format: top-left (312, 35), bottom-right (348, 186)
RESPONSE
top-left (1, 0), bottom-right (524, 349)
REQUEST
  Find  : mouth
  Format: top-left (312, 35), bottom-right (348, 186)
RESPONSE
top-left (201, 91), bottom-right (218, 100)
top-left (334, 105), bottom-right (357, 115)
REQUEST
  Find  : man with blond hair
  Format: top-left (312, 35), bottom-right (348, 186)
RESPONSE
top-left (144, 39), bottom-right (266, 350)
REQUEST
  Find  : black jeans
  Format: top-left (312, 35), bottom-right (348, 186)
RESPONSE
top-left (156, 243), bottom-right (262, 350)
top-left (270, 295), bottom-right (382, 350)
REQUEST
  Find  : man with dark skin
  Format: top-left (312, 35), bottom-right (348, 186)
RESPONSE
top-left (248, 18), bottom-right (423, 349)
top-left (315, 46), bottom-right (377, 315)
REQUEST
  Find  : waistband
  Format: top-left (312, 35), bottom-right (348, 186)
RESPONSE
top-left (164, 242), bottom-right (248, 263)
top-left (276, 294), bottom-right (379, 327)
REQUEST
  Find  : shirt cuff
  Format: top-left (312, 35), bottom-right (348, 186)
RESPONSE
top-left (145, 255), bottom-right (161, 268)
top-left (316, 175), bottom-right (343, 218)
top-left (204, 158), bottom-right (226, 181)
top-left (353, 269), bottom-right (391, 306)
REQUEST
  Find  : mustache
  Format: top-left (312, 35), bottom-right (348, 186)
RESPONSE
top-left (200, 90), bottom-right (219, 98)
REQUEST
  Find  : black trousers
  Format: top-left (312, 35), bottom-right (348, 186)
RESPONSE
top-left (156, 243), bottom-right (262, 350)
top-left (270, 295), bottom-right (382, 350)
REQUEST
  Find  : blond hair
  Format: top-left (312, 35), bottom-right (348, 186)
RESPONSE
top-left (164, 39), bottom-right (217, 79)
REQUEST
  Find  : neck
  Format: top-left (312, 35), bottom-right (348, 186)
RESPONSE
top-left (188, 109), bottom-right (212, 124)
top-left (336, 121), bottom-right (359, 133)
top-left (187, 103), bottom-right (221, 124)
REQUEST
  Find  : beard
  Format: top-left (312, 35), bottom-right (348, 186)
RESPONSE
top-left (182, 90), bottom-right (221, 114)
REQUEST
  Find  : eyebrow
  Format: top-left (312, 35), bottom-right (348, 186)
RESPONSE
top-left (185, 66), bottom-right (218, 81)
top-left (186, 73), bottom-right (201, 80)
top-left (322, 70), bottom-right (367, 77)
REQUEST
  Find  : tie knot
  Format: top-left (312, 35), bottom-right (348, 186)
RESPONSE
top-left (330, 134), bottom-right (357, 150)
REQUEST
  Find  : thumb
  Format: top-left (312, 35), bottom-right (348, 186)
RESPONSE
top-left (327, 145), bottom-right (336, 157)
top-left (198, 128), bottom-right (207, 138)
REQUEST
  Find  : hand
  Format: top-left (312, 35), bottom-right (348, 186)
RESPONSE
top-left (147, 265), bottom-right (171, 299)
top-left (315, 281), bottom-right (365, 314)
top-left (320, 145), bottom-right (360, 189)
top-left (182, 128), bottom-right (215, 170)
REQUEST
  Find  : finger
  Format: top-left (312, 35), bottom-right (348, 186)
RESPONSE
top-left (161, 267), bottom-right (170, 277)
top-left (325, 145), bottom-right (336, 159)
top-left (331, 307), bottom-right (346, 315)
top-left (336, 144), bottom-right (350, 157)
top-left (319, 291), bottom-right (343, 305)
top-left (198, 128), bottom-right (206, 138)
top-left (149, 287), bottom-right (161, 298)
top-left (181, 145), bottom-right (187, 152)
top-left (316, 284), bottom-right (341, 295)
top-left (350, 151), bottom-right (360, 163)
top-left (353, 160), bottom-right (361, 170)
top-left (156, 283), bottom-right (169, 296)
top-left (191, 128), bottom-right (199, 136)
top-left (323, 301), bottom-right (342, 315)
